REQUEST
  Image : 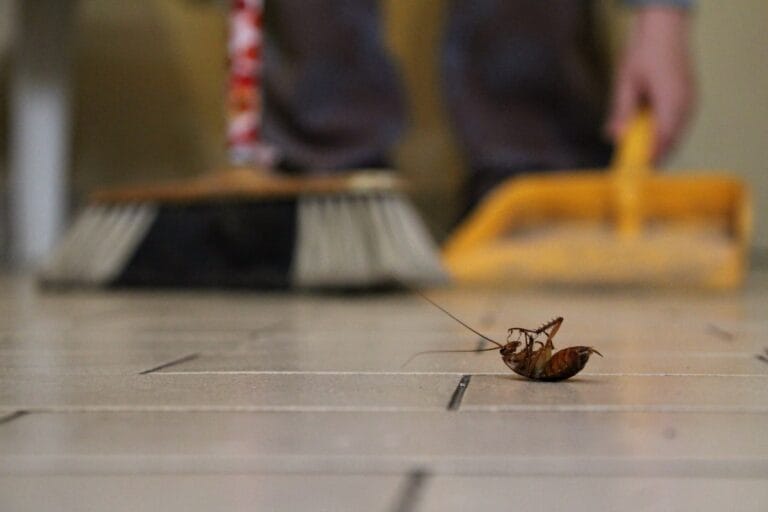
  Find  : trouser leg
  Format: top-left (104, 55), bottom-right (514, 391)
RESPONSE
top-left (442, 0), bottom-right (612, 209)
top-left (262, 0), bottom-right (406, 171)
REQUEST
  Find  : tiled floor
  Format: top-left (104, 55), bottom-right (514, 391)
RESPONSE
top-left (1, 273), bottom-right (767, 511)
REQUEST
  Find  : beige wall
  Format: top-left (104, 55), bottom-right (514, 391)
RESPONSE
top-left (1, 0), bottom-right (766, 248)
top-left (666, 0), bottom-right (768, 249)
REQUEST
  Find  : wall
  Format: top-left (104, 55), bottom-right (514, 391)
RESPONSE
top-left (666, 0), bottom-right (768, 251)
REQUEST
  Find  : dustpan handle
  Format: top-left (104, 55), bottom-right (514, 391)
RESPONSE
top-left (611, 109), bottom-right (654, 173)
top-left (611, 110), bottom-right (655, 237)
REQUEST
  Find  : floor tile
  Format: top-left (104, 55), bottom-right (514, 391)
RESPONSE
top-left (0, 374), bottom-right (458, 410)
top-left (0, 474), bottom-right (403, 512)
top-left (1, 411), bottom-right (765, 476)
top-left (463, 375), bottom-right (768, 412)
top-left (0, 351), bottom-right (195, 376)
top-left (0, 331), bottom-right (250, 354)
top-left (419, 476), bottom-right (768, 512)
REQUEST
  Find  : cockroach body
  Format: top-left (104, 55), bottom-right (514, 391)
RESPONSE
top-left (500, 317), bottom-right (602, 381)
top-left (407, 293), bottom-right (602, 382)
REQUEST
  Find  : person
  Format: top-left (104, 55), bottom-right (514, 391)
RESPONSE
top-left (260, 0), bottom-right (695, 212)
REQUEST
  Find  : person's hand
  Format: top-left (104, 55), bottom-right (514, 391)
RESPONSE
top-left (606, 6), bottom-right (696, 162)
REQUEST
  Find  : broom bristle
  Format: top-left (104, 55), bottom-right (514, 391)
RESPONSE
top-left (39, 205), bottom-right (157, 287)
top-left (292, 190), bottom-right (448, 288)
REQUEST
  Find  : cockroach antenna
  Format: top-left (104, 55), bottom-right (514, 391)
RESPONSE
top-left (410, 288), bottom-right (503, 349)
top-left (401, 345), bottom-right (501, 369)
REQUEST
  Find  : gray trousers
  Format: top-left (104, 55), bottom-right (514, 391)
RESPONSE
top-left (263, 0), bottom-right (612, 202)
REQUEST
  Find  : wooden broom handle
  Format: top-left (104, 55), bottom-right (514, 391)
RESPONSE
top-left (90, 169), bottom-right (401, 203)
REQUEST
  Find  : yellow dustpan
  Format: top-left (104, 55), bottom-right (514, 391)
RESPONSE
top-left (442, 112), bottom-right (752, 288)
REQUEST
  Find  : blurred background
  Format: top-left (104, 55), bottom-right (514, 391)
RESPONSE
top-left (0, 0), bottom-right (766, 267)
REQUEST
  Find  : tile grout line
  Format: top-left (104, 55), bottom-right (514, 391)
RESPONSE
top-left (447, 375), bottom-right (472, 411)
top-left (6, 404), bottom-right (768, 414)
top-left (155, 370), bottom-right (768, 378)
top-left (0, 410), bottom-right (29, 426)
top-left (706, 323), bottom-right (736, 341)
top-left (391, 468), bottom-right (431, 512)
top-left (139, 353), bottom-right (201, 375)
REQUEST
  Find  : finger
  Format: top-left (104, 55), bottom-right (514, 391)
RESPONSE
top-left (606, 71), bottom-right (641, 142)
top-left (650, 94), bottom-right (675, 161)
top-left (649, 86), bottom-right (690, 162)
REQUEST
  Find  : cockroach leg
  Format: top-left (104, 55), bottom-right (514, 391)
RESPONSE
top-left (543, 317), bottom-right (563, 339)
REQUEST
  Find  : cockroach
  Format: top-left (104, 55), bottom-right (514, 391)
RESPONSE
top-left (405, 291), bottom-right (602, 381)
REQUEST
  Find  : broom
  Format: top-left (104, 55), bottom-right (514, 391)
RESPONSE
top-left (39, 0), bottom-right (446, 290)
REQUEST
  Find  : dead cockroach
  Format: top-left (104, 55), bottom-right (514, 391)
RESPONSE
top-left (405, 292), bottom-right (602, 381)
